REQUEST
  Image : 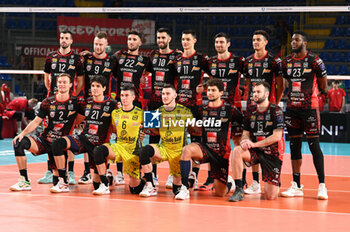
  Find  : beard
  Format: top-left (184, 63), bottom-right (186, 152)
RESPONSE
top-left (128, 46), bottom-right (138, 52)
top-left (158, 43), bottom-right (168, 50)
top-left (291, 45), bottom-right (303, 53)
top-left (208, 96), bottom-right (220, 102)
top-left (254, 96), bottom-right (266, 104)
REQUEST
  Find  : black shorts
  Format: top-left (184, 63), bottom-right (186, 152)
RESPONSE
top-left (195, 142), bottom-right (229, 185)
top-left (285, 108), bottom-right (320, 136)
top-left (248, 148), bottom-right (282, 186)
top-left (68, 134), bottom-right (98, 171)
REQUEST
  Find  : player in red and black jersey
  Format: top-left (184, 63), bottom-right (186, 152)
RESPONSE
top-left (50, 75), bottom-right (117, 193)
top-left (112, 30), bottom-right (151, 108)
top-left (9, 73), bottom-right (85, 191)
top-left (229, 81), bottom-right (284, 202)
top-left (44, 30), bottom-right (84, 96)
top-left (242, 30), bottom-right (284, 193)
top-left (281, 31), bottom-right (328, 200)
top-left (175, 78), bottom-right (243, 200)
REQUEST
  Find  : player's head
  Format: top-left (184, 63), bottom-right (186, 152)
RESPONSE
top-left (332, 80), bottom-right (340, 88)
top-left (181, 29), bottom-right (197, 51)
top-left (162, 84), bottom-right (177, 106)
top-left (252, 30), bottom-right (269, 51)
top-left (120, 85), bottom-right (136, 107)
top-left (94, 31), bottom-right (108, 55)
top-left (59, 30), bottom-right (73, 49)
top-left (214, 32), bottom-right (230, 54)
top-left (57, 73), bottom-right (73, 93)
top-left (28, 98), bottom-right (38, 108)
top-left (206, 78), bottom-right (224, 102)
top-left (127, 31), bottom-right (142, 52)
top-left (157, 28), bottom-right (172, 50)
top-left (291, 30), bottom-right (308, 53)
top-left (90, 75), bottom-right (107, 97)
top-left (252, 81), bottom-right (270, 104)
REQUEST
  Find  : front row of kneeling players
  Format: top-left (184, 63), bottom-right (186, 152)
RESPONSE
top-left (10, 74), bottom-right (284, 201)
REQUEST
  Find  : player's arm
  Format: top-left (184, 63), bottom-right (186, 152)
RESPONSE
top-left (13, 116), bottom-right (43, 144)
top-left (341, 90), bottom-right (346, 113)
top-left (75, 75), bottom-right (84, 96)
top-left (144, 128), bottom-right (159, 136)
top-left (239, 130), bottom-right (252, 150)
top-left (44, 73), bottom-right (50, 91)
top-left (251, 128), bottom-right (283, 148)
top-left (276, 75), bottom-right (284, 104)
top-left (74, 113), bottom-right (86, 125)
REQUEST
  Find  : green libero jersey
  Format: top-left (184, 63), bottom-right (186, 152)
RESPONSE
top-left (158, 103), bottom-right (193, 153)
top-left (111, 106), bottom-right (143, 154)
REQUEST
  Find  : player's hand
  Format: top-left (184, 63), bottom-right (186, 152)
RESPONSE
top-left (13, 133), bottom-right (24, 146)
top-left (79, 50), bottom-right (91, 56)
top-left (117, 102), bottom-right (122, 108)
top-left (196, 84), bottom-right (204, 94)
top-left (139, 131), bottom-right (146, 141)
top-left (175, 49), bottom-right (183, 54)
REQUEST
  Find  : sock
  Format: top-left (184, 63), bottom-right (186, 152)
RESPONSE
top-left (293, 173), bottom-right (301, 188)
top-left (19, 169), bottom-right (29, 181)
top-left (172, 184), bottom-right (182, 195)
top-left (180, 160), bottom-right (191, 189)
top-left (235, 179), bottom-right (243, 189)
top-left (192, 167), bottom-right (199, 177)
top-left (47, 160), bottom-right (52, 172)
top-left (152, 164), bottom-right (157, 176)
top-left (206, 171), bottom-right (214, 183)
top-left (144, 172), bottom-right (154, 186)
top-left (84, 162), bottom-right (90, 173)
top-left (227, 181), bottom-right (233, 194)
top-left (68, 161), bottom-right (74, 172)
top-left (253, 172), bottom-right (259, 183)
top-left (100, 175), bottom-right (108, 186)
top-left (93, 181), bottom-right (100, 190)
top-left (242, 169), bottom-right (247, 186)
top-left (58, 169), bottom-right (67, 183)
top-left (53, 176), bottom-right (59, 186)
top-left (117, 162), bottom-right (123, 172)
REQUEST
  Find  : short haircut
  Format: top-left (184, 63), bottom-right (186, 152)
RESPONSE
top-left (120, 84), bottom-right (136, 95)
top-left (95, 31), bottom-right (108, 40)
top-left (214, 32), bottom-right (230, 43)
top-left (162, 83), bottom-right (177, 92)
top-left (293, 30), bottom-right (308, 42)
top-left (206, 78), bottom-right (224, 92)
top-left (254, 81), bottom-right (271, 92)
top-left (90, 75), bottom-right (107, 88)
top-left (60, 30), bottom-right (73, 39)
top-left (58, 73), bottom-right (73, 83)
top-left (157, 28), bottom-right (171, 37)
top-left (333, 80), bottom-right (340, 84)
top-left (128, 30), bottom-right (143, 41)
top-left (253, 30), bottom-right (269, 41)
top-left (182, 29), bottom-right (197, 39)
top-left (29, 98), bottom-right (38, 105)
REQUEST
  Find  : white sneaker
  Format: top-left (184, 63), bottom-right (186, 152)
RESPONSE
top-left (115, 171), bottom-right (125, 185)
top-left (281, 181), bottom-right (304, 197)
top-left (227, 175), bottom-right (235, 192)
top-left (244, 180), bottom-right (261, 194)
top-left (106, 169), bottom-right (115, 186)
top-left (175, 185), bottom-right (190, 200)
top-left (139, 184), bottom-right (158, 197)
top-left (78, 172), bottom-right (92, 184)
top-left (50, 178), bottom-right (69, 193)
top-left (188, 171), bottom-right (198, 190)
top-left (165, 175), bottom-right (173, 189)
top-left (93, 183), bottom-right (110, 195)
top-left (317, 183), bottom-right (328, 200)
top-left (152, 173), bottom-right (159, 187)
top-left (10, 176), bottom-right (31, 191)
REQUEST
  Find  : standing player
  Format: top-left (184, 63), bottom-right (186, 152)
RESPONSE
top-left (90, 86), bottom-right (144, 195)
top-left (139, 84), bottom-right (194, 197)
top-left (41, 30), bottom-right (84, 184)
top-left (50, 75), bottom-right (117, 193)
top-left (175, 78), bottom-right (242, 200)
top-left (281, 31), bottom-right (328, 200)
top-left (229, 82), bottom-right (284, 202)
top-left (9, 73), bottom-right (85, 191)
top-left (327, 80), bottom-right (346, 113)
top-left (78, 31), bottom-right (115, 184)
top-left (242, 30), bottom-right (284, 194)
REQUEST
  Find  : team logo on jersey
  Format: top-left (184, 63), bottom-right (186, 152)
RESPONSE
top-left (123, 72), bottom-right (133, 82)
top-left (263, 62), bottom-right (268, 68)
top-left (211, 69), bottom-right (216, 76)
top-left (143, 110), bottom-right (161, 128)
top-left (69, 59), bottom-right (74, 65)
top-left (182, 80), bottom-right (190, 89)
top-left (51, 64), bottom-right (56, 69)
top-left (250, 122), bottom-right (255, 128)
top-left (193, 60), bottom-right (198, 66)
top-left (229, 63), bottom-right (235, 69)
top-left (52, 58), bottom-right (57, 63)
top-left (104, 62), bottom-right (110, 67)
top-left (207, 132), bottom-right (217, 143)
top-left (248, 63), bottom-right (253, 68)
top-left (68, 65), bottom-right (75, 70)
top-left (203, 110), bottom-right (208, 116)
top-left (303, 62), bottom-right (308, 68)
top-left (287, 63), bottom-right (292, 68)
top-left (152, 58), bottom-right (158, 64)
top-left (85, 110), bottom-right (90, 116)
top-left (103, 106), bottom-right (110, 112)
top-left (266, 114), bottom-right (270, 120)
top-left (119, 58), bottom-right (125, 64)
top-left (86, 65), bottom-right (92, 71)
top-left (169, 55), bottom-right (175, 60)
top-left (87, 59), bottom-right (93, 64)
top-left (287, 69), bottom-right (292, 75)
top-left (132, 114), bottom-right (139, 120)
top-left (220, 111), bottom-right (226, 117)
top-left (177, 66), bottom-right (181, 73)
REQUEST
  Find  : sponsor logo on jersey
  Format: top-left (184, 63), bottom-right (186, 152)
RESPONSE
top-left (103, 68), bottom-right (111, 72)
top-left (51, 63), bottom-right (56, 69)
top-left (68, 65), bottom-right (75, 70)
top-left (287, 69), bottom-right (292, 75)
top-left (119, 58), bottom-right (125, 64)
top-left (156, 71), bottom-right (165, 81)
top-left (59, 58), bottom-right (67, 63)
top-left (263, 62), bottom-right (268, 68)
top-left (123, 72), bottom-right (133, 82)
top-left (57, 105), bottom-right (65, 110)
top-left (248, 69), bottom-right (253, 75)
top-left (93, 105), bottom-right (101, 110)
top-left (211, 69), bottom-right (216, 76)
top-left (67, 111), bottom-right (76, 117)
top-left (86, 65), bottom-right (92, 71)
top-left (294, 63), bottom-right (301, 67)
top-left (292, 82), bottom-right (301, 92)
top-left (248, 63), bottom-right (253, 68)
top-left (182, 80), bottom-right (190, 89)
top-left (193, 60), bottom-right (198, 66)
top-left (69, 59), bottom-right (74, 65)
top-left (103, 106), bottom-right (110, 112)
top-left (207, 132), bottom-right (217, 143)
top-left (94, 60), bottom-right (102, 65)
top-left (136, 62), bottom-right (145, 67)
top-left (287, 63), bottom-right (292, 68)
top-left (138, 56), bottom-right (143, 62)
top-left (50, 111), bottom-right (55, 117)
top-left (192, 66), bottom-right (200, 72)
top-left (89, 124), bottom-right (98, 134)
top-left (101, 112), bottom-right (111, 118)
top-left (218, 63), bottom-right (226, 68)
top-left (303, 62), bottom-right (308, 68)
top-left (266, 121), bottom-right (273, 127)
top-left (68, 104), bottom-right (73, 111)
top-left (229, 63), bottom-right (235, 69)
top-left (54, 123), bottom-right (64, 131)
top-left (262, 69), bottom-right (271, 74)
top-left (121, 115), bottom-right (129, 119)
top-left (254, 62), bottom-right (261, 67)
top-left (228, 69), bottom-right (237, 75)
top-left (303, 69), bottom-right (312, 74)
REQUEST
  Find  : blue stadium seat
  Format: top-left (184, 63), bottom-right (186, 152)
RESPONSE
top-left (326, 65), bottom-right (335, 75)
top-left (337, 39), bottom-right (346, 49)
top-left (324, 40), bottom-right (335, 49)
top-left (344, 52), bottom-right (350, 62)
top-left (345, 27), bottom-right (350, 37)
top-left (332, 27), bottom-right (343, 36)
top-left (0, 56), bottom-right (10, 67)
top-left (336, 15), bottom-right (346, 24)
top-left (338, 65), bottom-right (348, 75)
top-left (6, 19), bottom-right (17, 29)
top-left (1, 74), bottom-right (12, 81)
top-left (320, 52), bottom-right (330, 62)
top-left (332, 52), bottom-right (342, 62)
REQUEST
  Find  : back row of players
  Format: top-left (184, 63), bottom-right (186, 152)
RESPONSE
top-left (9, 27), bottom-right (328, 201)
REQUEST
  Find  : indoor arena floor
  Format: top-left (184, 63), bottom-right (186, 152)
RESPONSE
top-left (0, 138), bottom-right (349, 232)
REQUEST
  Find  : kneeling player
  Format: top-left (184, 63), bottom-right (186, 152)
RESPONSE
top-left (229, 82), bottom-right (284, 202)
top-left (139, 84), bottom-right (194, 197)
top-left (175, 79), bottom-right (243, 200)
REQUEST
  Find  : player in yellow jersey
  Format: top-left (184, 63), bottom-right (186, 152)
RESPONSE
top-left (139, 84), bottom-right (194, 197)
top-left (91, 85), bottom-right (145, 195)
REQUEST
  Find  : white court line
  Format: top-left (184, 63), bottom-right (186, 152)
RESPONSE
top-left (0, 191), bottom-right (349, 217)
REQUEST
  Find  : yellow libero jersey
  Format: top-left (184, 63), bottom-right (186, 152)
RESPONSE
top-left (111, 106), bottom-right (143, 154)
top-left (158, 104), bottom-right (193, 152)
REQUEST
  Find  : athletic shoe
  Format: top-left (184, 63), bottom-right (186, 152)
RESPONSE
top-left (152, 173), bottom-right (159, 187)
top-left (139, 184), bottom-right (158, 197)
top-left (106, 169), bottom-right (115, 186)
top-left (244, 180), bottom-right (261, 194)
top-left (175, 185), bottom-right (190, 200)
top-left (199, 177), bottom-right (214, 191)
top-left (317, 183), bottom-right (328, 200)
top-left (115, 171), bottom-right (125, 185)
top-left (78, 171), bottom-right (92, 184)
top-left (165, 175), bottom-right (173, 189)
top-left (68, 171), bottom-right (77, 185)
top-left (10, 176), bottom-right (31, 191)
top-left (50, 178), bottom-right (69, 193)
top-left (92, 183), bottom-right (110, 195)
top-left (188, 171), bottom-right (198, 190)
top-left (228, 187), bottom-right (244, 202)
top-left (280, 181), bottom-right (304, 197)
top-left (37, 170), bottom-right (53, 184)
top-left (227, 175), bottom-right (235, 193)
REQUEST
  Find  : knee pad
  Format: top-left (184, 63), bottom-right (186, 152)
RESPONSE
top-left (307, 137), bottom-right (323, 158)
top-left (172, 184), bottom-right (181, 195)
top-left (139, 145), bottom-right (155, 165)
top-left (13, 136), bottom-right (31, 156)
top-left (52, 138), bottom-right (67, 156)
top-left (290, 137), bottom-right (302, 160)
top-left (93, 145), bottom-right (109, 165)
top-left (129, 179), bottom-right (146, 194)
